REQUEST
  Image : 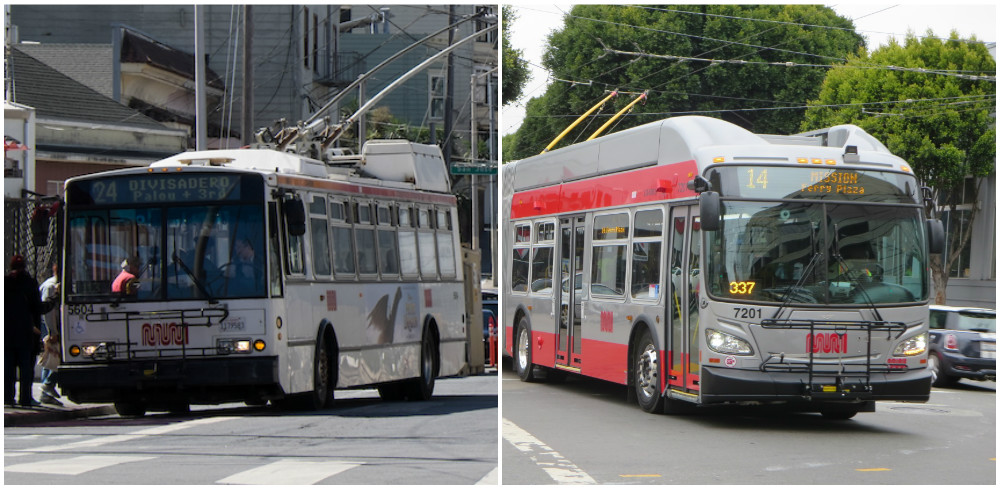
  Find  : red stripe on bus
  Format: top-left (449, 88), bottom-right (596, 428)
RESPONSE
top-left (580, 338), bottom-right (628, 385)
top-left (276, 175), bottom-right (456, 205)
top-left (510, 160), bottom-right (698, 219)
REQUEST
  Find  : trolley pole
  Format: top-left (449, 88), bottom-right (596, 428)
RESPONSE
top-left (194, 5), bottom-right (207, 150)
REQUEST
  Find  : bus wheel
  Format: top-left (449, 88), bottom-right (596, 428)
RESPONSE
top-left (515, 318), bottom-right (535, 382)
top-left (820, 405), bottom-right (860, 420)
top-left (308, 330), bottom-right (335, 410)
top-left (404, 327), bottom-right (438, 401)
top-left (634, 329), bottom-right (663, 413)
top-left (114, 401), bottom-right (147, 417)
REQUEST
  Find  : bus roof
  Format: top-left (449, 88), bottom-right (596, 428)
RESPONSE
top-left (147, 140), bottom-right (452, 194)
top-left (507, 116), bottom-right (906, 192)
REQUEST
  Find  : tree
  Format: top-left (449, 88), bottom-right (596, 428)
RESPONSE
top-left (502, 6), bottom-right (530, 106)
top-left (507, 4), bottom-right (863, 160)
top-left (802, 31), bottom-right (995, 304)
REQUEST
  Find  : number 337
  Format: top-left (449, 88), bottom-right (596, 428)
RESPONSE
top-left (729, 281), bottom-right (756, 295)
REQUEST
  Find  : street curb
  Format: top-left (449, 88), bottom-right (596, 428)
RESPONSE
top-left (4, 405), bottom-right (117, 427)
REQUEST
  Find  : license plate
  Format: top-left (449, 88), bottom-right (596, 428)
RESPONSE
top-left (981, 350), bottom-right (996, 359)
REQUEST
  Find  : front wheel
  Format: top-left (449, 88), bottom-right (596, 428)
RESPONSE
top-left (515, 318), bottom-right (536, 382)
top-left (634, 329), bottom-right (663, 413)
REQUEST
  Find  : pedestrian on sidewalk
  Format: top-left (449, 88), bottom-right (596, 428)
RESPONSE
top-left (38, 261), bottom-right (63, 406)
top-left (5, 254), bottom-right (44, 407)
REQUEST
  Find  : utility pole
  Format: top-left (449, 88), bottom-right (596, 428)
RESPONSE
top-left (241, 6), bottom-right (253, 146)
top-left (443, 5), bottom-right (455, 167)
top-left (194, 5), bottom-right (207, 150)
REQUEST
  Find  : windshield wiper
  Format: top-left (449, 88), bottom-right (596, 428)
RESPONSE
top-left (172, 251), bottom-right (216, 302)
top-left (771, 223), bottom-right (822, 320)
top-left (831, 224), bottom-right (884, 322)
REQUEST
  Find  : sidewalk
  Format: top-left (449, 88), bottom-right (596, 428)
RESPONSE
top-left (5, 373), bottom-right (116, 427)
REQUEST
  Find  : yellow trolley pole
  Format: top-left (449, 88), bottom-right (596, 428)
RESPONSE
top-left (586, 91), bottom-right (648, 141)
top-left (540, 90), bottom-right (618, 154)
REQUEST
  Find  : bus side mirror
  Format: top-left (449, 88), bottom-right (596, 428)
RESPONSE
top-left (926, 219), bottom-right (944, 254)
top-left (700, 191), bottom-right (720, 232)
top-left (284, 197), bottom-right (306, 236)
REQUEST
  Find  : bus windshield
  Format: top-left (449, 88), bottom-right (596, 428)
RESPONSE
top-left (65, 173), bottom-right (267, 302)
top-left (706, 200), bottom-right (929, 305)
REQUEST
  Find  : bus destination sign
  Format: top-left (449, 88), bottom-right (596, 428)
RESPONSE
top-left (71, 174), bottom-right (243, 205)
top-left (712, 166), bottom-right (916, 203)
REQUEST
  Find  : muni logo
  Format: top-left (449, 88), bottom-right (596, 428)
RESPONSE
top-left (806, 333), bottom-right (847, 353)
top-left (142, 322), bottom-right (189, 346)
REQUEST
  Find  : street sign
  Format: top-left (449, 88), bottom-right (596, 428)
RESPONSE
top-left (450, 164), bottom-right (497, 175)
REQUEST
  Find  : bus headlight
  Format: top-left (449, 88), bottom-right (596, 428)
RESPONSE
top-left (80, 342), bottom-right (115, 360)
top-left (706, 329), bottom-right (753, 355)
top-left (893, 333), bottom-right (927, 356)
top-left (217, 338), bottom-right (252, 354)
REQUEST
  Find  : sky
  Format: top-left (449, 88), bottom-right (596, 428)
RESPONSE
top-left (502, 3), bottom-right (998, 136)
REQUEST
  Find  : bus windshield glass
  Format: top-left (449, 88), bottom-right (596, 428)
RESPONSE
top-left (707, 166), bottom-right (919, 203)
top-left (65, 172), bottom-right (267, 302)
top-left (706, 200), bottom-right (929, 305)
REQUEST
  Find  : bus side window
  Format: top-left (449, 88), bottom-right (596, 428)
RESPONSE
top-left (356, 201), bottom-right (378, 275)
top-left (417, 207), bottom-right (438, 278)
top-left (511, 223), bottom-right (530, 293)
top-left (397, 205), bottom-right (419, 277)
top-left (436, 208), bottom-right (456, 278)
top-left (268, 203), bottom-right (283, 297)
top-left (377, 203), bottom-right (399, 277)
top-left (309, 195), bottom-right (332, 277)
top-left (285, 197), bottom-right (307, 276)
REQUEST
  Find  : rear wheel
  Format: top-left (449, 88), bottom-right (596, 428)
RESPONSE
top-left (515, 318), bottom-right (535, 382)
top-left (403, 326), bottom-right (438, 401)
top-left (634, 328), bottom-right (663, 413)
top-left (114, 401), bottom-right (147, 417)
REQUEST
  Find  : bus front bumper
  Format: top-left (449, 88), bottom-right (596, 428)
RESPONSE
top-left (699, 365), bottom-right (931, 404)
top-left (58, 356), bottom-right (280, 405)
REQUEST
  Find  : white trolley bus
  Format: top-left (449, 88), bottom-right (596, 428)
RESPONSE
top-left (59, 140), bottom-right (467, 416)
top-left (502, 116), bottom-right (943, 419)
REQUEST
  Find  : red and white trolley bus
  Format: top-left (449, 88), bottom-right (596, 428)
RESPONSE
top-left (502, 116), bottom-right (942, 419)
top-left (58, 140), bottom-right (467, 416)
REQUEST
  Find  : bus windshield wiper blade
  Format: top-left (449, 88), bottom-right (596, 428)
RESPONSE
top-left (172, 251), bottom-right (215, 301)
top-left (771, 223), bottom-right (821, 320)
top-left (831, 224), bottom-right (884, 322)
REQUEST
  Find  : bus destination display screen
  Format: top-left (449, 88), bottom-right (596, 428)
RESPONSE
top-left (68, 173), bottom-right (262, 206)
top-left (708, 166), bottom-right (918, 203)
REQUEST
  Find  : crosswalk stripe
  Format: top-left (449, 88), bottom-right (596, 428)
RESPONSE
top-left (5, 455), bottom-right (155, 475)
top-left (28, 417), bottom-right (236, 453)
top-left (476, 466), bottom-right (499, 485)
top-left (502, 418), bottom-right (596, 484)
top-left (216, 459), bottom-right (363, 485)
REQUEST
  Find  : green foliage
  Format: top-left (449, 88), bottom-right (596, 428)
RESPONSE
top-left (508, 4), bottom-right (863, 159)
top-left (802, 31), bottom-right (996, 195)
top-left (502, 6), bottom-right (530, 106)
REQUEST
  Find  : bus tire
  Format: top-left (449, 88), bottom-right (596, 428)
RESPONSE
top-left (404, 325), bottom-right (438, 401)
top-left (515, 318), bottom-right (536, 382)
top-left (633, 328), bottom-right (664, 413)
top-left (820, 404), bottom-right (860, 420)
top-left (114, 401), bottom-right (147, 417)
top-left (308, 328), bottom-right (336, 410)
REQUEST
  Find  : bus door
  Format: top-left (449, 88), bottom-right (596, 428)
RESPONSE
top-left (667, 206), bottom-right (701, 394)
top-left (555, 216), bottom-right (585, 369)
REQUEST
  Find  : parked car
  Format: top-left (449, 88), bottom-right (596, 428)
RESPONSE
top-left (927, 305), bottom-right (996, 387)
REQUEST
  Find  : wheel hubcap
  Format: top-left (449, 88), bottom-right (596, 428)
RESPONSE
top-left (636, 344), bottom-right (658, 400)
top-left (517, 328), bottom-right (529, 370)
